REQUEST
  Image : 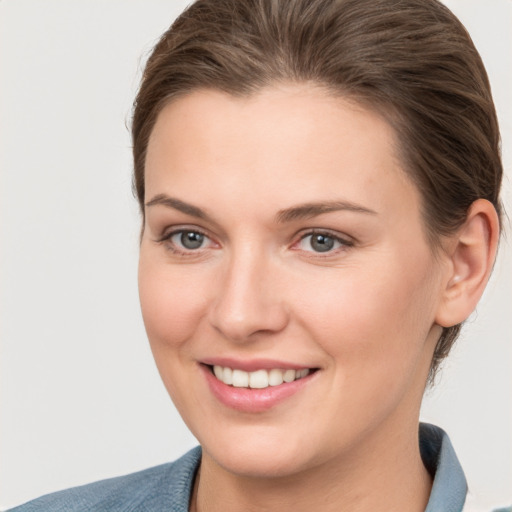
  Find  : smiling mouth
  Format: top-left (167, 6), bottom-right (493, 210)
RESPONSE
top-left (210, 365), bottom-right (316, 389)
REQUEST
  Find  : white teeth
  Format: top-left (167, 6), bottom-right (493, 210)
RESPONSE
top-left (232, 369), bottom-right (249, 388)
top-left (298, 368), bottom-right (310, 379)
top-left (222, 366), bottom-right (233, 385)
top-left (211, 365), bottom-right (312, 389)
top-left (283, 369), bottom-right (296, 383)
top-left (249, 369), bottom-right (268, 389)
top-left (268, 368), bottom-right (284, 386)
top-left (213, 365), bottom-right (223, 379)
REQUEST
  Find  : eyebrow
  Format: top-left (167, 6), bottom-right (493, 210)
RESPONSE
top-left (145, 194), bottom-right (377, 223)
top-left (276, 200), bottom-right (377, 223)
top-left (145, 194), bottom-right (208, 219)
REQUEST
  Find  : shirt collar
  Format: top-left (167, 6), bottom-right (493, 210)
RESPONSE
top-left (421, 422), bottom-right (468, 512)
top-left (171, 424), bottom-right (468, 511)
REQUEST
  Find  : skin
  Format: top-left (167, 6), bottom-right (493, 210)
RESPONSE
top-left (138, 85), bottom-right (498, 512)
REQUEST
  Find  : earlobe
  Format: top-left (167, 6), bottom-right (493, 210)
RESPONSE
top-left (435, 199), bottom-right (500, 328)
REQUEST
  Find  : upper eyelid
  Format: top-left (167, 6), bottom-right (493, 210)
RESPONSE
top-left (156, 228), bottom-right (217, 256)
top-left (155, 226), bottom-right (354, 249)
top-left (296, 228), bottom-right (354, 243)
top-left (292, 230), bottom-right (355, 257)
top-left (156, 225), bottom-right (211, 242)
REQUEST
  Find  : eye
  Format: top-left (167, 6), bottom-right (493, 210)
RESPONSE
top-left (156, 228), bottom-right (216, 255)
top-left (171, 230), bottom-right (207, 250)
top-left (297, 232), bottom-right (352, 253)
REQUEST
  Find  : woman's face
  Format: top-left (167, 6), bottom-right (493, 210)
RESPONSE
top-left (139, 85), bottom-right (448, 477)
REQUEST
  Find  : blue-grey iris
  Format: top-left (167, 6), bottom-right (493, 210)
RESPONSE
top-left (311, 234), bottom-right (334, 252)
top-left (181, 231), bottom-right (204, 249)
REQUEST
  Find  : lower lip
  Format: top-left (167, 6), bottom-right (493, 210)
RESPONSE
top-left (201, 365), bottom-right (315, 413)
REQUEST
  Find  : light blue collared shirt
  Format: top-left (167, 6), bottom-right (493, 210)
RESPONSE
top-left (8, 423), bottom-right (511, 511)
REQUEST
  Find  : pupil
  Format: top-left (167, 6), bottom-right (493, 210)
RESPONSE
top-left (181, 231), bottom-right (204, 249)
top-left (311, 234), bottom-right (334, 252)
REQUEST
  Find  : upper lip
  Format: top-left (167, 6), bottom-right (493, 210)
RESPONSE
top-left (200, 357), bottom-right (316, 372)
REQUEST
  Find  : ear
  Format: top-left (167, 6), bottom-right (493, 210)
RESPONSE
top-left (435, 199), bottom-right (500, 328)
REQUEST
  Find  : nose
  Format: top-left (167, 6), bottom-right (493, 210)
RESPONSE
top-left (208, 247), bottom-right (289, 342)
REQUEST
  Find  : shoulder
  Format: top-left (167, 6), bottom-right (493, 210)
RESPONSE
top-left (7, 447), bottom-right (201, 512)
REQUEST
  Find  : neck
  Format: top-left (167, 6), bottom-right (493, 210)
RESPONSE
top-left (191, 417), bottom-right (432, 512)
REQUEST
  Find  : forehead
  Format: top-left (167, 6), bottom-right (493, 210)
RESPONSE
top-left (144, 85), bottom-right (421, 227)
top-left (148, 85), bottom-right (398, 164)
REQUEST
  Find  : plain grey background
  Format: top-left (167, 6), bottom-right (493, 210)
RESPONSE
top-left (1, 0), bottom-right (510, 509)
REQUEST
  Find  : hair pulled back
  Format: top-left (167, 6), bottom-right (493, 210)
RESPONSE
top-left (132, 0), bottom-right (503, 381)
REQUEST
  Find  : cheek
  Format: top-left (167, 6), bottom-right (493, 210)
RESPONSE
top-left (138, 253), bottom-right (213, 417)
top-left (138, 253), bottom-right (210, 351)
top-left (291, 254), bottom-right (440, 374)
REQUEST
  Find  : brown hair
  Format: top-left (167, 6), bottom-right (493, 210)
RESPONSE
top-left (132, 0), bottom-right (503, 382)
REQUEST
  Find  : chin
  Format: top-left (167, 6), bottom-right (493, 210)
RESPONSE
top-left (197, 427), bottom-right (320, 479)
top-left (209, 449), bottom-right (310, 479)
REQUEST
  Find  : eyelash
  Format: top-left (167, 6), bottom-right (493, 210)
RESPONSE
top-left (156, 227), bottom-right (214, 256)
top-left (294, 230), bottom-right (354, 256)
top-left (156, 228), bottom-right (354, 257)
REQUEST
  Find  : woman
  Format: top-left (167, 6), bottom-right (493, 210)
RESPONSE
top-left (7, 0), bottom-right (510, 510)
